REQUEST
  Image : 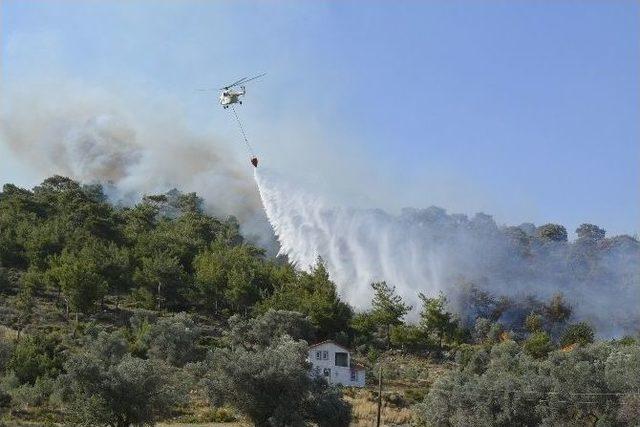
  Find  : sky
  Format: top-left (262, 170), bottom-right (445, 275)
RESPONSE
top-left (1, 0), bottom-right (639, 237)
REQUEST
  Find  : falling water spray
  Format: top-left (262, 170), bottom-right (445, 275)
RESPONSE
top-left (255, 168), bottom-right (640, 337)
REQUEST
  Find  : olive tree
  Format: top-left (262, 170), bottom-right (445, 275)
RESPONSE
top-left (205, 310), bottom-right (350, 426)
top-left (59, 331), bottom-right (185, 427)
top-left (146, 312), bottom-right (201, 366)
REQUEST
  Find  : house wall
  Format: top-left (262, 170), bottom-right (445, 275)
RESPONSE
top-left (308, 342), bottom-right (365, 387)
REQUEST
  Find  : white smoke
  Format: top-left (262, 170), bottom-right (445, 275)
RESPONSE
top-left (256, 168), bottom-right (640, 337)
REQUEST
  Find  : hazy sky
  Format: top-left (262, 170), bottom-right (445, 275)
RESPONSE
top-left (1, 1), bottom-right (638, 236)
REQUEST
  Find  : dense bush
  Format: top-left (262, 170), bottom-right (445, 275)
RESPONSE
top-left (59, 346), bottom-right (184, 426)
top-left (146, 312), bottom-right (201, 366)
top-left (523, 331), bottom-right (554, 359)
top-left (7, 334), bottom-right (64, 385)
top-left (560, 321), bottom-right (595, 347)
top-left (415, 342), bottom-right (640, 426)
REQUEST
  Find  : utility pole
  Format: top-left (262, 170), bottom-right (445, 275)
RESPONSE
top-left (376, 365), bottom-right (383, 427)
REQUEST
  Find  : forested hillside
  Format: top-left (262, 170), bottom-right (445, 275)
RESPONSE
top-left (0, 176), bottom-right (638, 426)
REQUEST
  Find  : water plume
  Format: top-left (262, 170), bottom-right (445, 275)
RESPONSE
top-left (255, 168), bottom-right (640, 337)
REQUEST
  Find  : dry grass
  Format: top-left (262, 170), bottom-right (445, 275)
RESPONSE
top-left (344, 352), bottom-right (456, 426)
top-left (158, 423), bottom-right (248, 427)
top-left (561, 342), bottom-right (579, 352)
top-left (345, 389), bottom-right (413, 427)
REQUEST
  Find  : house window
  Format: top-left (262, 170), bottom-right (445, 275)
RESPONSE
top-left (335, 352), bottom-right (348, 367)
top-left (322, 351), bottom-right (329, 360)
top-left (323, 368), bottom-right (331, 377)
top-left (315, 351), bottom-right (321, 360)
top-left (350, 369), bottom-right (357, 381)
top-left (314, 366), bottom-right (321, 376)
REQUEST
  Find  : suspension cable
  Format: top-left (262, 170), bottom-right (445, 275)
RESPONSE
top-left (230, 104), bottom-right (255, 158)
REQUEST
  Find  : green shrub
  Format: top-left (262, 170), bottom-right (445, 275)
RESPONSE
top-left (525, 313), bottom-right (543, 333)
top-left (0, 267), bottom-right (9, 293)
top-left (128, 287), bottom-right (156, 310)
top-left (0, 337), bottom-right (13, 374)
top-left (210, 407), bottom-right (237, 422)
top-left (523, 331), bottom-right (554, 359)
top-left (146, 312), bottom-right (201, 366)
top-left (7, 334), bottom-right (63, 385)
top-left (10, 376), bottom-right (55, 407)
top-left (560, 322), bottom-right (594, 347)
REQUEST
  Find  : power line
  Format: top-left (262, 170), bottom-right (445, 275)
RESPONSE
top-left (426, 386), bottom-right (639, 397)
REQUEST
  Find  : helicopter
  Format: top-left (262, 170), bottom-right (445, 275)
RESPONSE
top-left (218, 73), bottom-right (265, 109)
top-left (197, 73), bottom-right (265, 168)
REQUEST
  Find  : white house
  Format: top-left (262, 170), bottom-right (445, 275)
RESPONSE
top-left (308, 340), bottom-right (366, 387)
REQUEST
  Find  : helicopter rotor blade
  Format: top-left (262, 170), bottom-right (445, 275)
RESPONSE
top-left (235, 73), bottom-right (266, 86)
top-left (219, 76), bottom-right (249, 90)
top-left (219, 73), bottom-right (266, 90)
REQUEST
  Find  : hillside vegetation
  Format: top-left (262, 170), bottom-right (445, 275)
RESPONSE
top-left (0, 176), bottom-right (638, 426)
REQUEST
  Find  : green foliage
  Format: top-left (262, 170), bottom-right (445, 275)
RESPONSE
top-left (61, 352), bottom-right (184, 427)
top-left (134, 251), bottom-right (188, 310)
top-left (370, 281), bottom-right (411, 348)
top-left (472, 317), bottom-right (492, 343)
top-left (12, 287), bottom-right (35, 339)
top-left (0, 336), bottom-right (14, 374)
top-left (371, 281), bottom-right (411, 327)
top-left (226, 310), bottom-right (315, 349)
top-left (0, 266), bottom-right (9, 293)
top-left (50, 248), bottom-right (108, 315)
top-left (537, 223), bottom-right (568, 242)
top-left (306, 377), bottom-right (352, 427)
top-left (455, 344), bottom-right (490, 374)
top-left (576, 223), bottom-right (606, 241)
top-left (525, 312), bottom-right (543, 333)
top-left (44, 234), bottom-right (130, 315)
top-left (390, 324), bottom-right (431, 353)
top-left (605, 345), bottom-right (640, 392)
top-left (419, 292), bottom-right (459, 350)
top-left (7, 334), bottom-right (64, 385)
top-left (258, 260), bottom-right (352, 340)
top-left (523, 331), bottom-right (554, 359)
top-left (194, 243), bottom-right (273, 312)
top-left (560, 322), bottom-right (595, 347)
top-left (206, 335), bottom-right (313, 426)
top-left (56, 328), bottom-right (185, 426)
top-left (128, 286), bottom-right (157, 310)
top-left (9, 375), bottom-right (55, 408)
top-left (18, 266), bottom-right (50, 293)
top-left (146, 312), bottom-right (201, 366)
top-left (416, 342), bottom-right (640, 427)
top-left (544, 293), bottom-right (572, 326)
top-left (127, 312), bottom-right (155, 357)
top-left (351, 311), bottom-right (381, 349)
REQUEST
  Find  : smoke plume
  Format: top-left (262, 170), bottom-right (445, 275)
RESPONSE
top-left (256, 168), bottom-right (640, 337)
top-left (1, 81), bottom-right (272, 245)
